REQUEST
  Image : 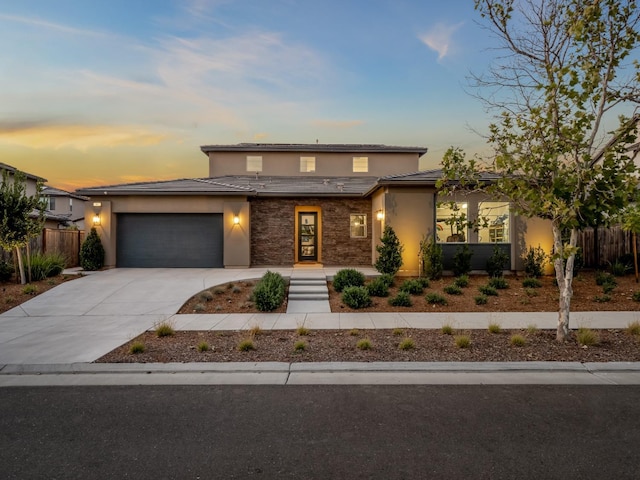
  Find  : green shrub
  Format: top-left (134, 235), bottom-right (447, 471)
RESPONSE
top-left (441, 324), bottom-right (454, 335)
top-left (595, 271), bottom-right (617, 287)
top-left (602, 282), bottom-right (616, 294)
top-left (632, 291), bottom-right (640, 302)
top-left (486, 245), bottom-right (509, 277)
top-left (474, 294), bottom-right (488, 305)
top-left (522, 277), bottom-right (542, 288)
top-left (22, 284), bottom-right (37, 295)
top-left (524, 287), bottom-right (539, 297)
top-left (79, 227), bottom-right (105, 271)
top-left (389, 291), bottom-right (412, 307)
top-left (626, 321), bottom-right (640, 336)
top-left (443, 284), bottom-right (462, 295)
top-left (349, 328), bottom-right (360, 336)
top-left (296, 326), bottom-right (310, 336)
top-left (522, 245), bottom-right (547, 278)
top-left (294, 340), bottom-right (306, 352)
top-left (237, 338), bottom-right (256, 351)
top-left (454, 335), bottom-right (471, 348)
top-left (398, 338), bottom-right (415, 350)
top-left (452, 244), bottom-right (473, 276)
top-left (193, 303), bottom-right (205, 312)
top-left (342, 286), bottom-right (372, 309)
top-left (199, 291), bottom-right (214, 302)
top-left (610, 260), bottom-right (630, 276)
top-left (333, 268), bottom-right (365, 292)
top-left (379, 273), bottom-right (395, 287)
top-left (420, 236), bottom-right (443, 280)
top-left (0, 260), bottom-right (14, 282)
top-left (366, 277), bottom-right (389, 297)
top-left (197, 341), bottom-right (210, 352)
top-left (425, 292), bottom-right (448, 305)
top-left (488, 277), bottom-right (509, 289)
top-left (593, 294), bottom-right (611, 303)
top-left (478, 284), bottom-right (498, 296)
top-left (27, 252), bottom-right (66, 281)
top-left (375, 225), bottom-right (404, 275)
top-left (527, 324), bottom-right (539, 334)
top-left (510, 334), bottom-right (527, 347)
top-left (454, 275), bottom-right (469, 288)
top-left (399, 279), bottom-right (425, 295)
top-left (417, 277), bottom-right (430, 288)
top-left (392, 328), bottom-right (405, 336)
top-left (356, 338), bottom-right (373, 350)
top-left (252, 271), bottom-right (286, 311)
top-left (129, 342), bottom-right (145, 354)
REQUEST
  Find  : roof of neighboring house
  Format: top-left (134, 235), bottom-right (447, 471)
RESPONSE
top-left (43, 186), bottom-right (90, 201)
top-left (76, 176), bottom-right (379, 197)
top-left (200, 143), bottom-right (428, 156)
top-left (0, 162), bottom-right (47, 182)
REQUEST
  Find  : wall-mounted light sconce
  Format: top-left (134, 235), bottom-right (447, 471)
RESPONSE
top-left (376, 210), bottom-right (384, 221)
top-left (92, 214), bottom-right (101, 226)
top-left (233, 215), bottom-right (240, 225)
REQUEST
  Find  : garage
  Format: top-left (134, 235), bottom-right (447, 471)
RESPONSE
top-left (116, 213), bottom-right (223, 268)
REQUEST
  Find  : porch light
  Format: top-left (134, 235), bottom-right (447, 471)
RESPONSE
top-left (92, 214), bottom-right (101, 226)
top-left (233, 215), bottom-right (240, 225)
top-left (376, 210), bottom-right (384, 221)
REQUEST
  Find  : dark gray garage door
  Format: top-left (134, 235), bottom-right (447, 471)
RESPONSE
top-left (116, 213), bottom-right (223, 268)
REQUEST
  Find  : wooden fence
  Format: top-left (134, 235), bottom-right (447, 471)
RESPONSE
top-left (1, 229), bottom-right (86, 268)
top-left (577, 225), bottom-right (639, 268)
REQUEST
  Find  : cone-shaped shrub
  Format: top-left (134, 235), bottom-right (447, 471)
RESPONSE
top-left (79, 227), bottom-right (105, 271)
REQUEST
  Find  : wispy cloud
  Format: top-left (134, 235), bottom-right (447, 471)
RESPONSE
top-left (419, 22), bottom-right (464, 61)
top-left (0, 13), bottom-right (108, 37)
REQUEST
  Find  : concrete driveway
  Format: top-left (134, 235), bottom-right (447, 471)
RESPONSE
top-left (0, 268), bottom-right (290, 365)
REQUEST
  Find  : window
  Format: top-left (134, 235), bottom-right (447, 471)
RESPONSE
top-left (352, 156), bottom-right (368, 172)
top-left (246, 156), bottom-right (262, 172)
top-left (478, 202), bottom-right (510, 243)
top-left (300, 156), bottom-right (316, 172)
top-left (69, 198), bottom-right (73, 212)
top-left (47, 196), bottom-right (56, 210)
top-left (436, 201), bottom-right (468, 243)
top-left (350, 214), bottom-right (367, 238)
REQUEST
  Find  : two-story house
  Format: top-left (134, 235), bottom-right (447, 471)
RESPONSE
top-left (41, 186), bottom-right (89, 230)
top-left (76, 143), bottom-right (551, 273)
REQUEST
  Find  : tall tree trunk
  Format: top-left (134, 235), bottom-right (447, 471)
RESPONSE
top-left (633, 232), bottom-right (638, 283)
top-left (26, 242), bottom-right (32, 284)
top-left (15, 247), bottom-right (26, 285)
top-left (553, 224), bottom-right (575, 342)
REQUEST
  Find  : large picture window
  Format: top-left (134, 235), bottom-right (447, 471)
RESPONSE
top-left (436, 201), bottom-right (468, 243)
top-left (246, 156), bottom-right (262, 172)
top-left (478, 202), bottom-right (510, 243)
top-left (300, 156), bottom-right (316, 172)
top-left (352, 157), bottom-right (368, 173)
top-left (350, 214), bottom-right (367, 238)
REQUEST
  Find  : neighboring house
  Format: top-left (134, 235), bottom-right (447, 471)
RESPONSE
top-left (76, 143), bottom-right (549, 274)
top-left (0, 162), bottom-right (69, 229)
top-left (42, 186), bottom-right (89, 230)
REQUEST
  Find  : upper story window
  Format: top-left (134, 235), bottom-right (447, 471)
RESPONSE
top-left (69, 198), bottom-right (73, 212)
top-left (47, 196), bottom-right (56, 210)
top-left (350, 214), bottom-right (367, 238)
top-left (246, 156), bottom-right (262, 172)
top-left (300, 156), bottom-right (316, 172)
top-left (352, 156), bottom-right (368, 173)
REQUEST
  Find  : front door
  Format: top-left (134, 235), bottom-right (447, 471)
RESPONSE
top-left (298, 212), bottom-right (318, 261)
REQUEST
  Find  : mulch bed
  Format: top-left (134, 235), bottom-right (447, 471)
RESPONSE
top-left (96, 328), bottom-right (640, 364)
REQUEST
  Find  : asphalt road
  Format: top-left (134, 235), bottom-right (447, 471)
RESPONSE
top-left (1, 385), bottom-right (638, 479)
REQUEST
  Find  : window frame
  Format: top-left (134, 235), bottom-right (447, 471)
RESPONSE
top-left (246, 155), bottom-right (263, 172)
top-left (352, 156), bottom-right (368, 173)
top-left (350, 214), bottom-right (367, 238)
top-left (300, 156), bottom-right (316, 173)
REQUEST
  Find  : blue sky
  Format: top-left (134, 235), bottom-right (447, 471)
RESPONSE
top-left (1, 0), bottom-right (497, 190)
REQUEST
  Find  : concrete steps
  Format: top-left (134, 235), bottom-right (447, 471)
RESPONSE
top-left (286, 273), bottom-right (331, 313)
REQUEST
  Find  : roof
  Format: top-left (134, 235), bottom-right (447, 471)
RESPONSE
top-left (43, 186), bottom-right (90, 201)
top-left (0, 162), bottom-right (47, 183)
top-left (76, 176), bottom-right (379, 197)
top-left (200, 143), bottom-right (428, 156)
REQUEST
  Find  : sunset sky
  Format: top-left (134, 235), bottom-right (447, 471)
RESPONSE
top-left (0, 1), bottom-right (586, 191)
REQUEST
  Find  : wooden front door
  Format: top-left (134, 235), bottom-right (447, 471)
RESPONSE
top-left (298, 212), bottom-right (318, 261)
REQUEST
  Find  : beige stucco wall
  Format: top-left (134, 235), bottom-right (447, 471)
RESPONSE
top-left (515, 215), bottom-right (554, 274)
top-left (208, 151), bottom-right (421, 177)
top-left (382, 187), bottom-right (435, 276)
top-left (84, 195), bottom-right (250, 268)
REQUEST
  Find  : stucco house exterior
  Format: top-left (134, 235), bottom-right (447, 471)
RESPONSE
top-left (41, 186), bottom-right (89, 230)
top-left (76, 143), bottom-right (551, 274)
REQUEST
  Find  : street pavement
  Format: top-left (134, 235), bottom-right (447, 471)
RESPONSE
top-left (1, 267), bottom-right (639, 385)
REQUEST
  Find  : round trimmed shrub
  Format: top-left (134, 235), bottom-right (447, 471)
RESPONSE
top-left (389, 291), bottom-right (412, 307)
top-left (366, 277), bottom-right (389, 297)
top-left (399, 279), bottom-right (425, 295)
top-left (342, 286), bottom-right (372, 309)
top-left (252, 271), bottom-right (286, 311)
top-left (333, 268), bottom-right (365, 292)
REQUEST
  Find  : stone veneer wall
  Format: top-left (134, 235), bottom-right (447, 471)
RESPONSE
top-left (250, 197), bottom-right (373, 266)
